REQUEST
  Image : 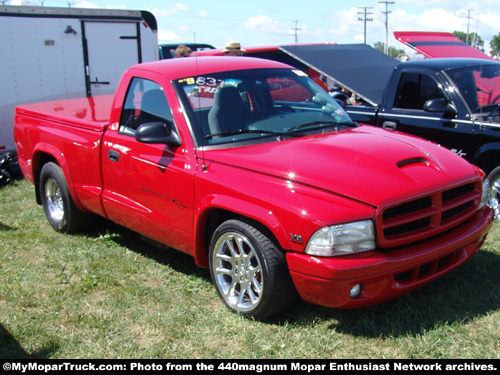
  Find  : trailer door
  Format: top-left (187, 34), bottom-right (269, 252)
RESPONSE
top-left (83, 21), bottom-right (141, 97)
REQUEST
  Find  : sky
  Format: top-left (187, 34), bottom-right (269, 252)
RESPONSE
top-left (10, 0), bottom-right (500, 56)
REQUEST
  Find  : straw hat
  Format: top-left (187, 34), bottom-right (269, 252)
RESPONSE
top-left (222, 41), bottom-right (246, 53)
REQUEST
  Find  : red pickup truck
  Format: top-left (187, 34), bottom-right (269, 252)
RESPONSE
top-left (14, 57), bottom-right (494, 319)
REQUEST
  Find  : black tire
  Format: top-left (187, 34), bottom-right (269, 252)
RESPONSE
top-left (209, 218), bottom-right (298, 320)
top-left (39, 162), bottom-right (89, 233)
top-left (487, 166), bottom-right (500, 220)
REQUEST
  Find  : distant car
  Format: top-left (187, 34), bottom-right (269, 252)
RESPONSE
top-left (159, 43), bottom-right (215, 59)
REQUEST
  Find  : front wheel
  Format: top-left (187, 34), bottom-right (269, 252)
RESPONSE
top-left (39, 162), bottom-right (89, 233)
top-left (209, 218), bottom-right (297, 320)
top-left (488, 166), bottom-right (500, 220)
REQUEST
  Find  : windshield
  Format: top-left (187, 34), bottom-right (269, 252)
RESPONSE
top-left (446, 63), bottom-right (500, 113)
top-left (175, 68), bottom-right (355, 146)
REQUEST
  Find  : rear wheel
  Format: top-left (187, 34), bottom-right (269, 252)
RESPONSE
top-left (488, 166), bottom-right (500, 220)
top-left (39, 162), bottom-right (89, 233)
top-left (209, 218), bottom-right (297, 320)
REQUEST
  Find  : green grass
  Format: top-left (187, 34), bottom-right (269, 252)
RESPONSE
top-left (1, 178), bottom-right (499, 359)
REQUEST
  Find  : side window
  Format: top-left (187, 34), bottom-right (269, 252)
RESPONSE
top-left (394, 72), bottom-right (445, 110)
top-left (119, 78), bottom-right (173, 134)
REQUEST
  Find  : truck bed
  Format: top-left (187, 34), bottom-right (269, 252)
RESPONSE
top-left (14, 95), bottom-right (114, 217)
top-left (15, 95), bottom-right (114, 131)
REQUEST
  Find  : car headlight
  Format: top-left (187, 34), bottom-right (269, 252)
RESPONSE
top-left (306, 220), bottom-right (376, 257)
top-left (479, 178), bottom-right (491, 211)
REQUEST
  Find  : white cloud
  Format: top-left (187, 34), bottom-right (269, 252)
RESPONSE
top-left (174, 3), bottom-right (188, 12)
top-left (157, 29), bottom-right (181, 43)
top-left (244, 15), bottom-right (289, 36)
top-left (73, 1), bottom-right (100, 8)
top-left (324, 8), bottom-right (371, 44)
top-left (389, 9), bottom-right (464, 33)
top-left (150, 3), bottom-right (189, 18)
top-left (11, 0), bottom-right (42, 4)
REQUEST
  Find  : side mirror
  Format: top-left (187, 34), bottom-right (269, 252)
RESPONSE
top-left (135, 121), bottom-right (182, 146)
top-left (424, 98), bottom-right (457, 116)
top-left (330, 91), bottom-right (349, 109)
top-left (334, 99), bottom-right (346, 109)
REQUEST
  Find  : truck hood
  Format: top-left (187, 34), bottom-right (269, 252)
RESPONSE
top-left (279, 44), bottom-right (398, 106)
top-left (204, 125), bottom-right (477, 207)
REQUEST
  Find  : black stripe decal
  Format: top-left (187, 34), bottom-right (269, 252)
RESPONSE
top-left (408, 41), bottom-right (467, 47)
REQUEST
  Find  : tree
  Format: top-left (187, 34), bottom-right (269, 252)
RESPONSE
top-left (453, 31), bottom-right (485, 52)
top-left (490, 33), bottom-right (500, 58)
top-left (374, 42), bottom-right (405, 59)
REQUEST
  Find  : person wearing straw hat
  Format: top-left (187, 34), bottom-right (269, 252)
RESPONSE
top-left (222, 41), bottom-right (246, 56)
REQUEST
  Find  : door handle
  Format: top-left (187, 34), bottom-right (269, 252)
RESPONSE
top-left (108, 150), bottom-right (120, 162)
top-left (383, 121), bottom-right (397, 130)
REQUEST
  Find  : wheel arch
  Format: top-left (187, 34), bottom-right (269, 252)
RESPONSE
top-left (474, 143), bottom-right (500, 176)
top-left (32, 144), bottom-right (81, 209)
top-left (193, 196), bottom-right (291, 268)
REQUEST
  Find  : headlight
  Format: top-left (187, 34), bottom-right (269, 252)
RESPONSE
top-left (479, 178), bottom-right (491, 211)
top-left (306, 220), bottom-right (376, 257)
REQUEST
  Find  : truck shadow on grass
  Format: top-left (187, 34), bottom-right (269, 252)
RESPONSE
top-left (0, 221), bottom-right (15, 231)
top-left (0, 325), bottom-right (58, 359)
top-left (89, 220), bottom-right (212, 282)
top-left (89, 220), bottom-right (500, 339)
top-left (282, 249), bottom-right (500, 338)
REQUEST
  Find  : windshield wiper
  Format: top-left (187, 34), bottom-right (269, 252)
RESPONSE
top-left (205, 128), bottom-right (300, 140)
top-left (286, 121), bottom-right (353, 132)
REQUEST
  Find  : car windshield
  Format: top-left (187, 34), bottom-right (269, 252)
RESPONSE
top-left (174, 68), bottom-right (355, 146)
top-left (446, 63), bottom-right (500, 113)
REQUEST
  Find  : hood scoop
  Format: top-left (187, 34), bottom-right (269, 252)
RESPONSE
top-left (397, 157), bottom-right (429, 169)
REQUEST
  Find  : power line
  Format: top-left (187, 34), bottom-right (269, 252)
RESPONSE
top-left (357, 7), bottom-right (373, 44)
top-left (379, 1), bottom-right (394, 54)
top-left (291, 20), bottom-right (301, 43)
top-left (466, 9), bottom-right (473, 44)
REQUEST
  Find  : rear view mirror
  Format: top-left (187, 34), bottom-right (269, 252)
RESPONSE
top-left (135, 121), bottom-right (182, 146)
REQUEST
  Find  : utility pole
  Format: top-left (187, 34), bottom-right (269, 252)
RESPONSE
top-left (291, 20), bottom-right (301, 43)
top-left (357, 7), bottom-right (374, 44)
top-left (466, 9), bottom-right (472, 44)
top-left (379, 1), bottom-right (394, 55)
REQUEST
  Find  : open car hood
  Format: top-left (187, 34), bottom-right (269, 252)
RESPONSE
top-left (394, 31), bottom-right (494, 60)
top-left (279, 44), bottom-right (398, 106)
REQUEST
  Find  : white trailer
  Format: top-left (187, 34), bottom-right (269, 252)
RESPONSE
top-left (0, 5), bottom-right (159, 152)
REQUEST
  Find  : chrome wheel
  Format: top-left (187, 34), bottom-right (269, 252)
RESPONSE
top-left (45, 177), bottom-right (65, 222)
top-left (212, 231), bottom-right (264, 312)
top-left (491, 175), bottom-right (500, 220)
top-left (40, 162), bottom-right (89, 233)
top-left (209, 218), bottom-right (298, 319)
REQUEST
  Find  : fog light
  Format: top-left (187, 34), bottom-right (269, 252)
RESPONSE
top-left (350, 284), bottom-right (362, 299)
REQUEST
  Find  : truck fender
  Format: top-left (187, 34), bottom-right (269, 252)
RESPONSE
top-left (193, 194), bottom-right (292, 268)
top-left (473, 142), bottom-right (500, 174)
top-left (32, 143), bottom-right (83, 210)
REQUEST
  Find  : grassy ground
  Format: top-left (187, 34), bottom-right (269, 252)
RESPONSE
top-left (1, 178), bottom-right (499, 359)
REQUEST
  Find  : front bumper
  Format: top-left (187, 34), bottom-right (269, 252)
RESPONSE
top-left (286, 208), bottom-right (494, 309)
